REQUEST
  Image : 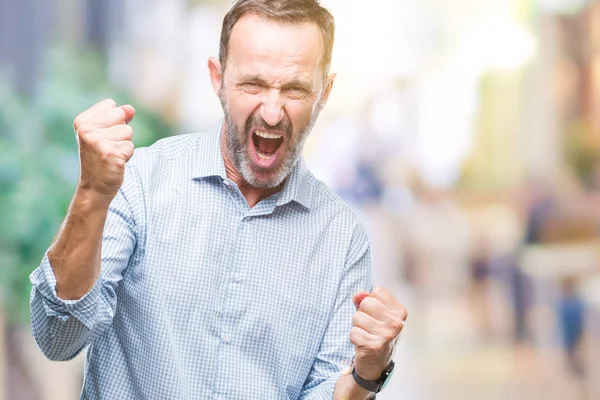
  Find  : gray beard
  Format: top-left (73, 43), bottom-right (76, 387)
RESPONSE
top-left (220, 99), bottom-right (321, 189)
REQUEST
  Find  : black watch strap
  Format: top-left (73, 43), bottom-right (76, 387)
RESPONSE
top-left (351, 360), bottom-right (395, 394)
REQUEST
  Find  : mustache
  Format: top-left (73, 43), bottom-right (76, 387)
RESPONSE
top-left (219, 90), bottom-right (293, 139)
top-left (245, 113), bottom-right (292, 138)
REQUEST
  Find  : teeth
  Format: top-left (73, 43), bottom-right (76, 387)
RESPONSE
top-left (257, 150), bottom-right (276, 160)
top-left (255, 130), bottom-right (282, 140)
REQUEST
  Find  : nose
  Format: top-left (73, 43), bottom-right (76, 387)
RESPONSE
top-left (260, 88), bottom-right (285, 127)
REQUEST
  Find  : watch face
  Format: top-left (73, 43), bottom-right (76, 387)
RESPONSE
top-left (381, 367), bottom-right (395, 390)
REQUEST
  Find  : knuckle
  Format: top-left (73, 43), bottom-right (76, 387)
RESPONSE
top-left (105, 98), bottom-right (117, 107)
top-left (359, 297), bottom-right (373, 309)
top-left (360, 296), bottom-right (378, 310)
top-left (391, 320), bottom-right (403, 332)
top-left (384, 331), bottom-right (397, 342)
top-left (76, 124), bottom-right (91, 138)
top-left (124, 142), bottom-right (135, 156)
top-left (353, 311), bottom-right (369, 326)
top-left (100, 151), bottom-right (112, 162)
top-left (401, 308), bottom-right (408, 321)
top-left (73, 116), bottom-right (83, 130)
top-left (349, 326), bottom-right (361, 342)
top-left (115, 106), bottom-right (126, 121)
top-left (97, 143), bottom-right (112, 160)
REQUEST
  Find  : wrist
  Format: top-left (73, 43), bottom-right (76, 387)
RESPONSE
top-left (74, 186), bottom-right (114, 210)
top-left (334, 373), bottom-right (373, 400)
top-left (352, 360), bottom-right (389, 381)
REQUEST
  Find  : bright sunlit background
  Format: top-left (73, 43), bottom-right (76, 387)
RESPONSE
top-left (2, 0), bottom-right (600, 399)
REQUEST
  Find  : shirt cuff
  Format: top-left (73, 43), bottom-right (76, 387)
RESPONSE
top-left (29, 252), bottom-right (101, 330)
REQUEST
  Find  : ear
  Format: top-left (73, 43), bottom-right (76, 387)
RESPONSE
top-left (320, 73), bottom-right (337, 106)
top-left (208, 57), bottom-right (223, 95)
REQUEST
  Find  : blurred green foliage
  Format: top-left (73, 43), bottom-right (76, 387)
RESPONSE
top-left (0, 47), bottom-right (172, 324)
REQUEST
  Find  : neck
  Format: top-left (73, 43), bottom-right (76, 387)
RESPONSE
top-left (220, 126), bottom-right (283, 208)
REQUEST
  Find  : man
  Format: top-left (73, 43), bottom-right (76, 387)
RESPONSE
top-left (30, 1), bottom-right (408, 399)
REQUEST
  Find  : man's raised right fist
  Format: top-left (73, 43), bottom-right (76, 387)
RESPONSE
top-left (73, 99), bottom-right (136, 201)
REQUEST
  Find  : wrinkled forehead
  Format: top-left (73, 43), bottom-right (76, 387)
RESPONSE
top-left (226, 14), bottom-right (324, 84)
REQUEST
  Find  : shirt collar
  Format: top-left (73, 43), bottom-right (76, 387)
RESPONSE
top-left (193, 120), bottom-right (228, 180)
top-left (276, 157), bottom-right (313, 210)
top-left (193, 119), bottom-right (313, 210)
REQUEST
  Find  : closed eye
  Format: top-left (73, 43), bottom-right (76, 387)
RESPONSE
top-left (239, 82), bottom-right (264, 94)
top-left (283, 87), bottom-right (310, 99)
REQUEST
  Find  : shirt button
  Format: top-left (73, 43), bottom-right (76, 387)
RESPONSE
top-left (222, 334), bottom-right (231, 344)
top-left (233, 274), bottom-right (241, 283)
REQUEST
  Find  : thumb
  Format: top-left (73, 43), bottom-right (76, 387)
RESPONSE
top-left (353, 291), bottom-right (370, 309)
top-left (121, 104), bottom-right (136, 124)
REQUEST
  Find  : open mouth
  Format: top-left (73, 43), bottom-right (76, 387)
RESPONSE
top-left (251, 130), bottom-right (284, 167)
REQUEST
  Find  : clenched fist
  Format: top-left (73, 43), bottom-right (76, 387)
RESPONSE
top-left (350, 287), bottom-right (407, 381)
top-left (73, 99), bottom-right (136, 200)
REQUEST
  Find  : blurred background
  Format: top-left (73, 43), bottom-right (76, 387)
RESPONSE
top-left (1, 0), bottom-right (600, 399)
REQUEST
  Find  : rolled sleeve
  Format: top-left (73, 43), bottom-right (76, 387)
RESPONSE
top-left (30, 252), bottom-right (102, 330)
top-left (29, 253), bottom-right (103, 361)
top-left (299, 371), bottom-right (343, 400)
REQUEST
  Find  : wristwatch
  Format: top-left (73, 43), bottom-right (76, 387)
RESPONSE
top-left (351, 360), bottom-right (395, 394)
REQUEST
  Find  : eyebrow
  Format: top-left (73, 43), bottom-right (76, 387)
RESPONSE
top-left (237, 74), bottom-right (313, 92)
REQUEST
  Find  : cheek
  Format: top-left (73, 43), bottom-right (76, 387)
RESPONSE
top-left (285, 101), bottom-right (315, 126)
top-left (227, 92), bottom-right (261, 123)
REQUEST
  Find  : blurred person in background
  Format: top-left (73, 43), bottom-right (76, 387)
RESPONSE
top-left (512, 179), bottom-right (554, 344)
top-left (402, 177), bottom-right (472, 296)
top-left (469, 235), bottom-right (493, 341)
top-left (27, 1), bottom-right (408, 399)
top-left (556, 276), bottom-right (585, 378)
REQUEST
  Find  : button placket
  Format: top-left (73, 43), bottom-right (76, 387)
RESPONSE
top-left (232, 216), bottom-right (250, 285)
top-left (215, 201), bottom-right (243, 397)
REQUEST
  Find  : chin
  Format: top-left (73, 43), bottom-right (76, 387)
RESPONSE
top-left (244, 165), bottom-right (287, 189)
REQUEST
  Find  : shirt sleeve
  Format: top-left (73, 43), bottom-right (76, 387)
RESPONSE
top-left (29, 165), bottom-right (139, 361)
top-left (299, 224), bottom-right (373, 400)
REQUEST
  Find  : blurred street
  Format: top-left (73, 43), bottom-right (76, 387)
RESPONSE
top-left (382, 284), bottom-right (589, 400)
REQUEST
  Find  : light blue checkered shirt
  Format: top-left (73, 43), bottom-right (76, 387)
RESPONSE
top-left (30, 121), bottom-right (373, 400)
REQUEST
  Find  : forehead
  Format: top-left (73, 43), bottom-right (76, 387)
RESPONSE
top-left (227, 14), bottom-right (323, 83)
